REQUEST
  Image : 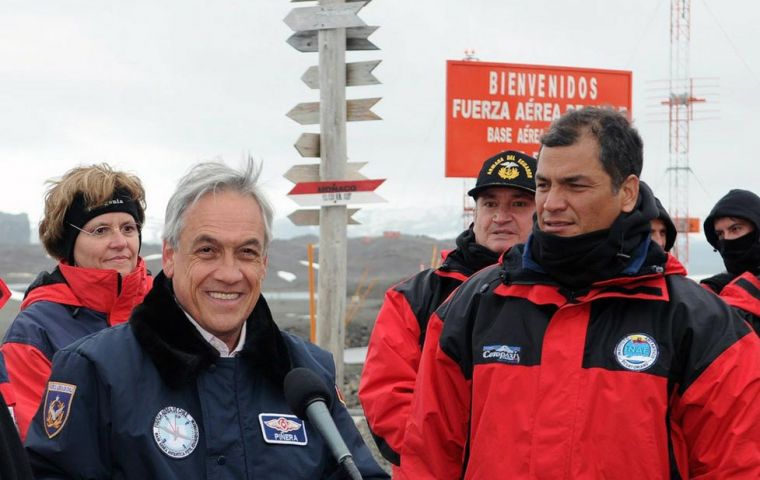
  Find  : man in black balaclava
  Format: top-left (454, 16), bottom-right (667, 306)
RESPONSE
top-left (359, 150), bottom-right (536, 473)
top-left (701, 189), bottom-right (760, 333)
top-left (400, 107), bottom-right (760, 479)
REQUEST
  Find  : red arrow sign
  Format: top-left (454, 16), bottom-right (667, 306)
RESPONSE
top-left (289, 179), bottom-right (384, 195)
top-left (288, 179), bottom-right (385, 206)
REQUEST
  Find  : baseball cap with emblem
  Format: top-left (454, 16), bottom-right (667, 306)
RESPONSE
top-left (467, 150), bottom-right (537, 199)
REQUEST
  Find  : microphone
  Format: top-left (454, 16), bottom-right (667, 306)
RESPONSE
top-left (284, 367), bottom-right (363, 480)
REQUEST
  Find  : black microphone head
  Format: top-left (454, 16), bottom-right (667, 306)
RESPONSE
top-left (283, 367), bottom-right (333, 419)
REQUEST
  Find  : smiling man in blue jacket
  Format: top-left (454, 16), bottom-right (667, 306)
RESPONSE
top-left (25, 160), bottom-right (388, 480)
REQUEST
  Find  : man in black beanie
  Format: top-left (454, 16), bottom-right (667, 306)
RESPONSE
top-left (359, 150), bottom-right (536, 474)
top-left (701, 189), bottom-right (760, 333)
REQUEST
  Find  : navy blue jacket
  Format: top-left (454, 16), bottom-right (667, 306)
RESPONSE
top-left (25, 273), bottom-right (388, 479)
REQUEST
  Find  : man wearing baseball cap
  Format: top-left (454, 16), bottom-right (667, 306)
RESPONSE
top-left (359, 150), bottom-right (536, 473)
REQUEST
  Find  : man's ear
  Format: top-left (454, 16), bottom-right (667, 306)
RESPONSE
top-left (620, 175), bottom-right (640, 213)
top-left (162, 240), bottom-right (175, 278)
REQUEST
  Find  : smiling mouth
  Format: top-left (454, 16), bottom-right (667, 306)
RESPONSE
top-left (209, 292), bottom-right (240, 300)
top-left (107, 256), bottom-right (130, 262)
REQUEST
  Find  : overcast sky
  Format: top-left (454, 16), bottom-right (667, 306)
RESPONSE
top-left (1, 0), bottom-right (759, 244)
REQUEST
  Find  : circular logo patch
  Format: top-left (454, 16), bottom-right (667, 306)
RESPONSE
top-left (615, 334), bottom-right (659, 371)
top-left (153, 406), bottom-right (199, 458)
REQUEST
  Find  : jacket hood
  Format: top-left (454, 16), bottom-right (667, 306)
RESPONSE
top-left (704, 189), bottom-right (760, 248)
top-left (0, 278), bottom-right (10, 310)
top-left (653, 195), bottom-right (677, 252)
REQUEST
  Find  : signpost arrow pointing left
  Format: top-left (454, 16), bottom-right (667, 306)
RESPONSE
top-left (284, 162), bottom-right (369, 183)
top-left (287, 98), bottom-right (381, 125)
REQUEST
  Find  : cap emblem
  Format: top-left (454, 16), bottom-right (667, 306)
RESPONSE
top-left (498, 162), bottom-right (520, 180)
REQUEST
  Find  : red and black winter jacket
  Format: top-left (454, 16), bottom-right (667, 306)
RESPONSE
top-left (400, 246), bottom-right (760, 479)
top-left (358, 248), bottom-right (484, 466)
top-left (0, 279), bottom-right (14, 409)
top-left (704, 272), bottom-right (760, 335)
top-left (1, 260), bottom-right (152, 440)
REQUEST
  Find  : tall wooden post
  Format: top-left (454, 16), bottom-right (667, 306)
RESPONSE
top-left (317, 0), bottom-right (348, 382)
top-left (284, 0), bottom-right (381, 387)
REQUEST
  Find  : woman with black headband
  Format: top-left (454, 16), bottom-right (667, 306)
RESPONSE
top-left (0, 164), bottom-right (152, 440)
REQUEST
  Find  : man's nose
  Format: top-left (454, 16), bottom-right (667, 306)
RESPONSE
top-left (493, 208), bottom-right (512, 222)
top-left (214, 254), bottom-right (245, 283)
top-left (541, 188), bottom-right (566, 212)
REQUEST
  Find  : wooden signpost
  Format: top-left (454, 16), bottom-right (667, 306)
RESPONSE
top-left (286, 26), bottom-right (379, 53)
top-left (284, 162), bottom-right (368, 182)
top-left (288, 179), bottom-right (385, 206)
top-left (301, 60), bottom-right (381, 89)
top-left (288, 208), bottom-right (361, 226)
top-left (283, 2), bottom-right (366, 31)
top-left (286, 98), bottom-right (381, 125)
top-left (284, 0), bottom-right (381, 383)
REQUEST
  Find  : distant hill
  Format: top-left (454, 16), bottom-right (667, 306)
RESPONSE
top-left (0, 234), bottom-right (455, 298)
top-left (0, 233), bottom-right (725, 292)
top-left (0, 212), bottom-right (30, 245)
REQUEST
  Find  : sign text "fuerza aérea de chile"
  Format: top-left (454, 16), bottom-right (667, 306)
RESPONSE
top-left (445, 61), bottom-right (632, 178)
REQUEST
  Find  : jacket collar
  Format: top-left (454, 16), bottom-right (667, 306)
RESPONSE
top-left (21, 259), bottom-right (152, 326)
top-left (498, 242), bottom-right (683, 306)
top-left (130, 271), bottom-right (292, 389)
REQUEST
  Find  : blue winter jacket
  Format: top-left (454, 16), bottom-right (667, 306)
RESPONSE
top-left (25, 272), bottom-right (388, 479)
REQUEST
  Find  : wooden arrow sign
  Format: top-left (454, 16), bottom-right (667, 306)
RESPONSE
top-left (289, 208), bottom-right (361, 226)
top-left (284, 2), bottom-right (366, 32)
top-left (284, 162), bottom-right (368, 183)
top-left (294, 133), bottom-right (320, 157)
top-left (292, 0), bottom-right (370, 3)
top-left (302, 60), bottom-right (381, 89)
top-left (286, 26), bottom-right (379, 53)
top-left (287, 98), bottom-right (381, 125)
top-left (288, 179), bottom-right (385, 207)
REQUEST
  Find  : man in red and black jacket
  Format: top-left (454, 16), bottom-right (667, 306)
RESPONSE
top-left (701, 188), bottom-right (760, 334)
top-left (400, 107), bottom-right (760, 479)
top-left (359, 150), bottom-right (537, 471)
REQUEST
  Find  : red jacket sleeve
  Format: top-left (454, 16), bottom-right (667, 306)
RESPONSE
top-left (358, 288), bottom-right (422, 463)
top-left (396, 313), bottom-right (471, 479)
top-left (1, 343), bottom-right (52, 441)
top-left (671, 332), bottom-right (760, 478)
top-left (720, 273), bottom-right (760, 318)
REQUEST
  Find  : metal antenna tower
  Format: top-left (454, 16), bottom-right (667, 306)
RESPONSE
top-left (662, 0), bottom-right (704, 266)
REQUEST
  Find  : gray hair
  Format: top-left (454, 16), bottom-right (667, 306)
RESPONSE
top-left (163, 158), bottom-right (274, 252)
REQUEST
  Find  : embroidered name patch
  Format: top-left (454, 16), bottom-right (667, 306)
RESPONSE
top-left (259, 413), bottom-right (308, 446)
top-left (482, 344), bottom-right (521, 364)
top-left (44, 382), bottom-right (76, 438)
top-left (615, 333), bottom-right (659, 371)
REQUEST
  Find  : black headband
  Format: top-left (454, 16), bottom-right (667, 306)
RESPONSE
top-left (62, 188), bottom-right (142, 265)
